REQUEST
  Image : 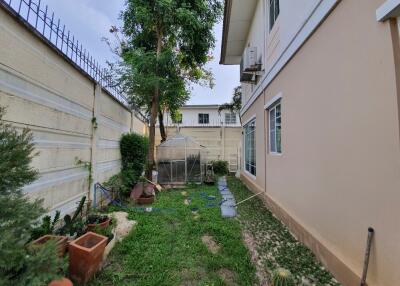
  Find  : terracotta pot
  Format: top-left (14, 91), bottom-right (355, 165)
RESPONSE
top-left (137, 195), bottom-right (155, 205)
top-left (87, 216), bottom-right (110, 232)
top-left (48, 277), bottom-right (73, 286)
top-left (32, 235), bottom-right (68, 257)
top-left (69, 231), bottom-right (108, 284)
top-left (131, 182), bottom-right (156, 204)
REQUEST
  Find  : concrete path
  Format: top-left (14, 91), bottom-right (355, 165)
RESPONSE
top-left (218, 177), bottom-right (237, 218)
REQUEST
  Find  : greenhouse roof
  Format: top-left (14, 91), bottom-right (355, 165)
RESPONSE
top-left (157, 133), bottom-right (205, 149)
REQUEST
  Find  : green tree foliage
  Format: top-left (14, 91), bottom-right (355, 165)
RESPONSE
top-left (211, 160), bottom-right (229, 175)
top-left (218, 85), bottom-right (242, 124)
top-left (119, 133), bottom-right (149, 195)
top-left (113, 0), bottom-right (223, 177)
top-left (0, 107), bottom-right (63, 285)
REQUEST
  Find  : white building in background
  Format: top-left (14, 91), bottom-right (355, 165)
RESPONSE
top-left (156, 105), bottom-right (242, 172)
top-left (163, 105), bottom-right (241, 127)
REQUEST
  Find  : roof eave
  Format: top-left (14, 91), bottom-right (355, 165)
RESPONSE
top-left (219, 0), bottom-right (232, 65)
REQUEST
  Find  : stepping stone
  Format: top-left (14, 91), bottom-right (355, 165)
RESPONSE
top-left (221, 204), bottom-right (237, 218)
top-left (220, 190), bottom-right (232, 196)
top-left (221, 194), bottom-right (235, 200)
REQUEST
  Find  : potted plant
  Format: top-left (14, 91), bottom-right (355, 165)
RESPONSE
top-left (68, 231), bottom-right (108, 284)
top-left (131, 178), bottom-right (155, 205)
top-left (30, 211), bottom-right (68, 256)
top-left (87, 213), bottom-right (111, 232)
top-left (92, 218), bottom-right (115, 244)
top-left (57, 197), bottom-right (87, 239)
top-left (48, 277), bottom-right (73, 286)
top-left (32, 235), bottom-right (68, 257)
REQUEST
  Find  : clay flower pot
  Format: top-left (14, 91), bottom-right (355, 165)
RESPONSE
top-left (32, 235), bottom-right (68, 257)
top-left (48, 277), bottom-right (73, 286)
top-left (131, 182), bottom-right (155, 205)
top-left (137, 195), bottom-right (155, 205)
top-left (69, 232), bottom-right (108, 284)
top-left (86, 215), bottom-right (110, 232)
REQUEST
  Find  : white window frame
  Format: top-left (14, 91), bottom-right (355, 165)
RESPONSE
top-left (265, 94), bottom-right (282, 155)
top-left (268, 101), bottom-right (281, 154)
top-left (269, 0), bottom-right (280, 31)
top-left (243, 117), bottom-right (256, 177)
top-left (225, 113), bottom-right (237, 124)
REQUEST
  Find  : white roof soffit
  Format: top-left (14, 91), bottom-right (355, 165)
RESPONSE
top-left (376, 0), bottom-right (400, 21)
top-left (220, 0), bottom-right (258, 65)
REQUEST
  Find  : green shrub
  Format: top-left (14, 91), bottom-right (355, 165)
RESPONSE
top-left (211, 160), bottom-right (229, 175)
top-left (0, 106), bottom-right (64, 285)
top-left (119, 133), bottom-right (149, 195)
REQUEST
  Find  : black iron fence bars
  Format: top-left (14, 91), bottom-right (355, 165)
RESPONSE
top-left (1, 0), bottom-right (147, 122)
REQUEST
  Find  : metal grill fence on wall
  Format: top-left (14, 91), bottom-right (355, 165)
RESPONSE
top-left (0, 0), bottom-right (148, 122)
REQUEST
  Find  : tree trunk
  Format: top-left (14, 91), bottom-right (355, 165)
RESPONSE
top-left (146, 27), bottom-right (163, 180)
top-left (158, 110), bottom-right (167, 143)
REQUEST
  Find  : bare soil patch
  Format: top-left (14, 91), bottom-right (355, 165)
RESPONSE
top-left (243, 231), bottom-right (269, 286)
top-left (218, 268), bottom-right (236, 285)
top-left (201, 234), bottom-right (220, 254)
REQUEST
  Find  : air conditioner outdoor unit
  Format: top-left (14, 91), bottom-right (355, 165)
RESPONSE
top-left (242, 47), bottom-right (261, 72)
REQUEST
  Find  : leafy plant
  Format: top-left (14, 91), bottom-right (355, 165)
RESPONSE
top-left (31, 211), bottom-right (61, 240)
top-left (270, 268), bottom-right (295, 286)
top-left (92, 219), bottom-right (115, 244)
top-left (218, 86), bottom-right (242, 125)
top-left (211, 160), bottom-right (229, 175)
top-left (91, 117), bottom-right (98, 129)
top-left (106, 0), bottom-right (223, 177)
top-left (58, 196), bottom-right (86, 237)
top-left (21, 241), bottom-right (67, 286)
top-left (75, 157), bottom-right (93, 187)
top-left (119, 133), bottom-right (149, 196)
top-left (0, 106), bottom-right (64, 285)
top-left (87, 214), bottom-right (109, 225)
top-left (59, 215), bottom-right (85, 237)
top-left (103, 173), bottom-right (124, 200)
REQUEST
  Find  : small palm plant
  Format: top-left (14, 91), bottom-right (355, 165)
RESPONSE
top-left (270, 268), bottom-right (295, 286)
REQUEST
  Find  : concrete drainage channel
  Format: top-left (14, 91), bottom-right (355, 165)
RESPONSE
top-left (218, 177), bottom-right (237, 218)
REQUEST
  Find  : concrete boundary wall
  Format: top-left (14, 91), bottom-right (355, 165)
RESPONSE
top-left (0, 7), bottom-right (147, 216)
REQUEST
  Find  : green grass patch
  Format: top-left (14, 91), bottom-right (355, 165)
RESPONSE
top-left (227, 177), bottom-right (340, 286)
top-left (89, 184), bottom-right (256, 286)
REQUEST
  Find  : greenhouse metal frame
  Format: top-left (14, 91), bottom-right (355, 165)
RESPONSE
top-left (156, 134), bottom-right (207, 184)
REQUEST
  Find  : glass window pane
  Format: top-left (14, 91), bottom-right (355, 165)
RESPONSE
top-left (244, 119), bottom-right (256, 175)
top-left (270, 130), bottom-right (276, 153)
top-left (275, 0), bottom-right (280, 19)
top-left (276, 126), bottom-right (281, 153)
top-left (270, 108), bottom-right (276, 131)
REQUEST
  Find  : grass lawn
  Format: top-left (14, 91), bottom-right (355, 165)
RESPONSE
top-left (227, 177), bottom-right (340, 286)
top-left (89, 182), bottom-right (257, 286)
top-left (89, 177), bottom-right (340, 286)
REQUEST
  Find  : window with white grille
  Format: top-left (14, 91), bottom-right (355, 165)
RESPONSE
top-left (198, 113), bottom-right (209, 124)
top-left (268, 101), bottom-right (281, 153)
top-left (225, 113), bottom-right (237, 124)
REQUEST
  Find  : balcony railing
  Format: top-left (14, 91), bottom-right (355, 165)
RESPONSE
top-left (162, 119), bottom-right (241, 128)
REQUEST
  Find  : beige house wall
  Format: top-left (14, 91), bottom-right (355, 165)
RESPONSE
top-left (155, 126), bottom-right (241, 172)
top-left (241, 0), bottom-right (400, 285)
top-left (0, 8), bottom-right (147, 216)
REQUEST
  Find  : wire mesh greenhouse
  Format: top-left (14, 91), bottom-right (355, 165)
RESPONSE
top-left (156, 134), bottom-right (207, 184)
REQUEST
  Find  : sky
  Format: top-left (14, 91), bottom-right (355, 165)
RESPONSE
top-left (43, 0), bottom-right (239, 105)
